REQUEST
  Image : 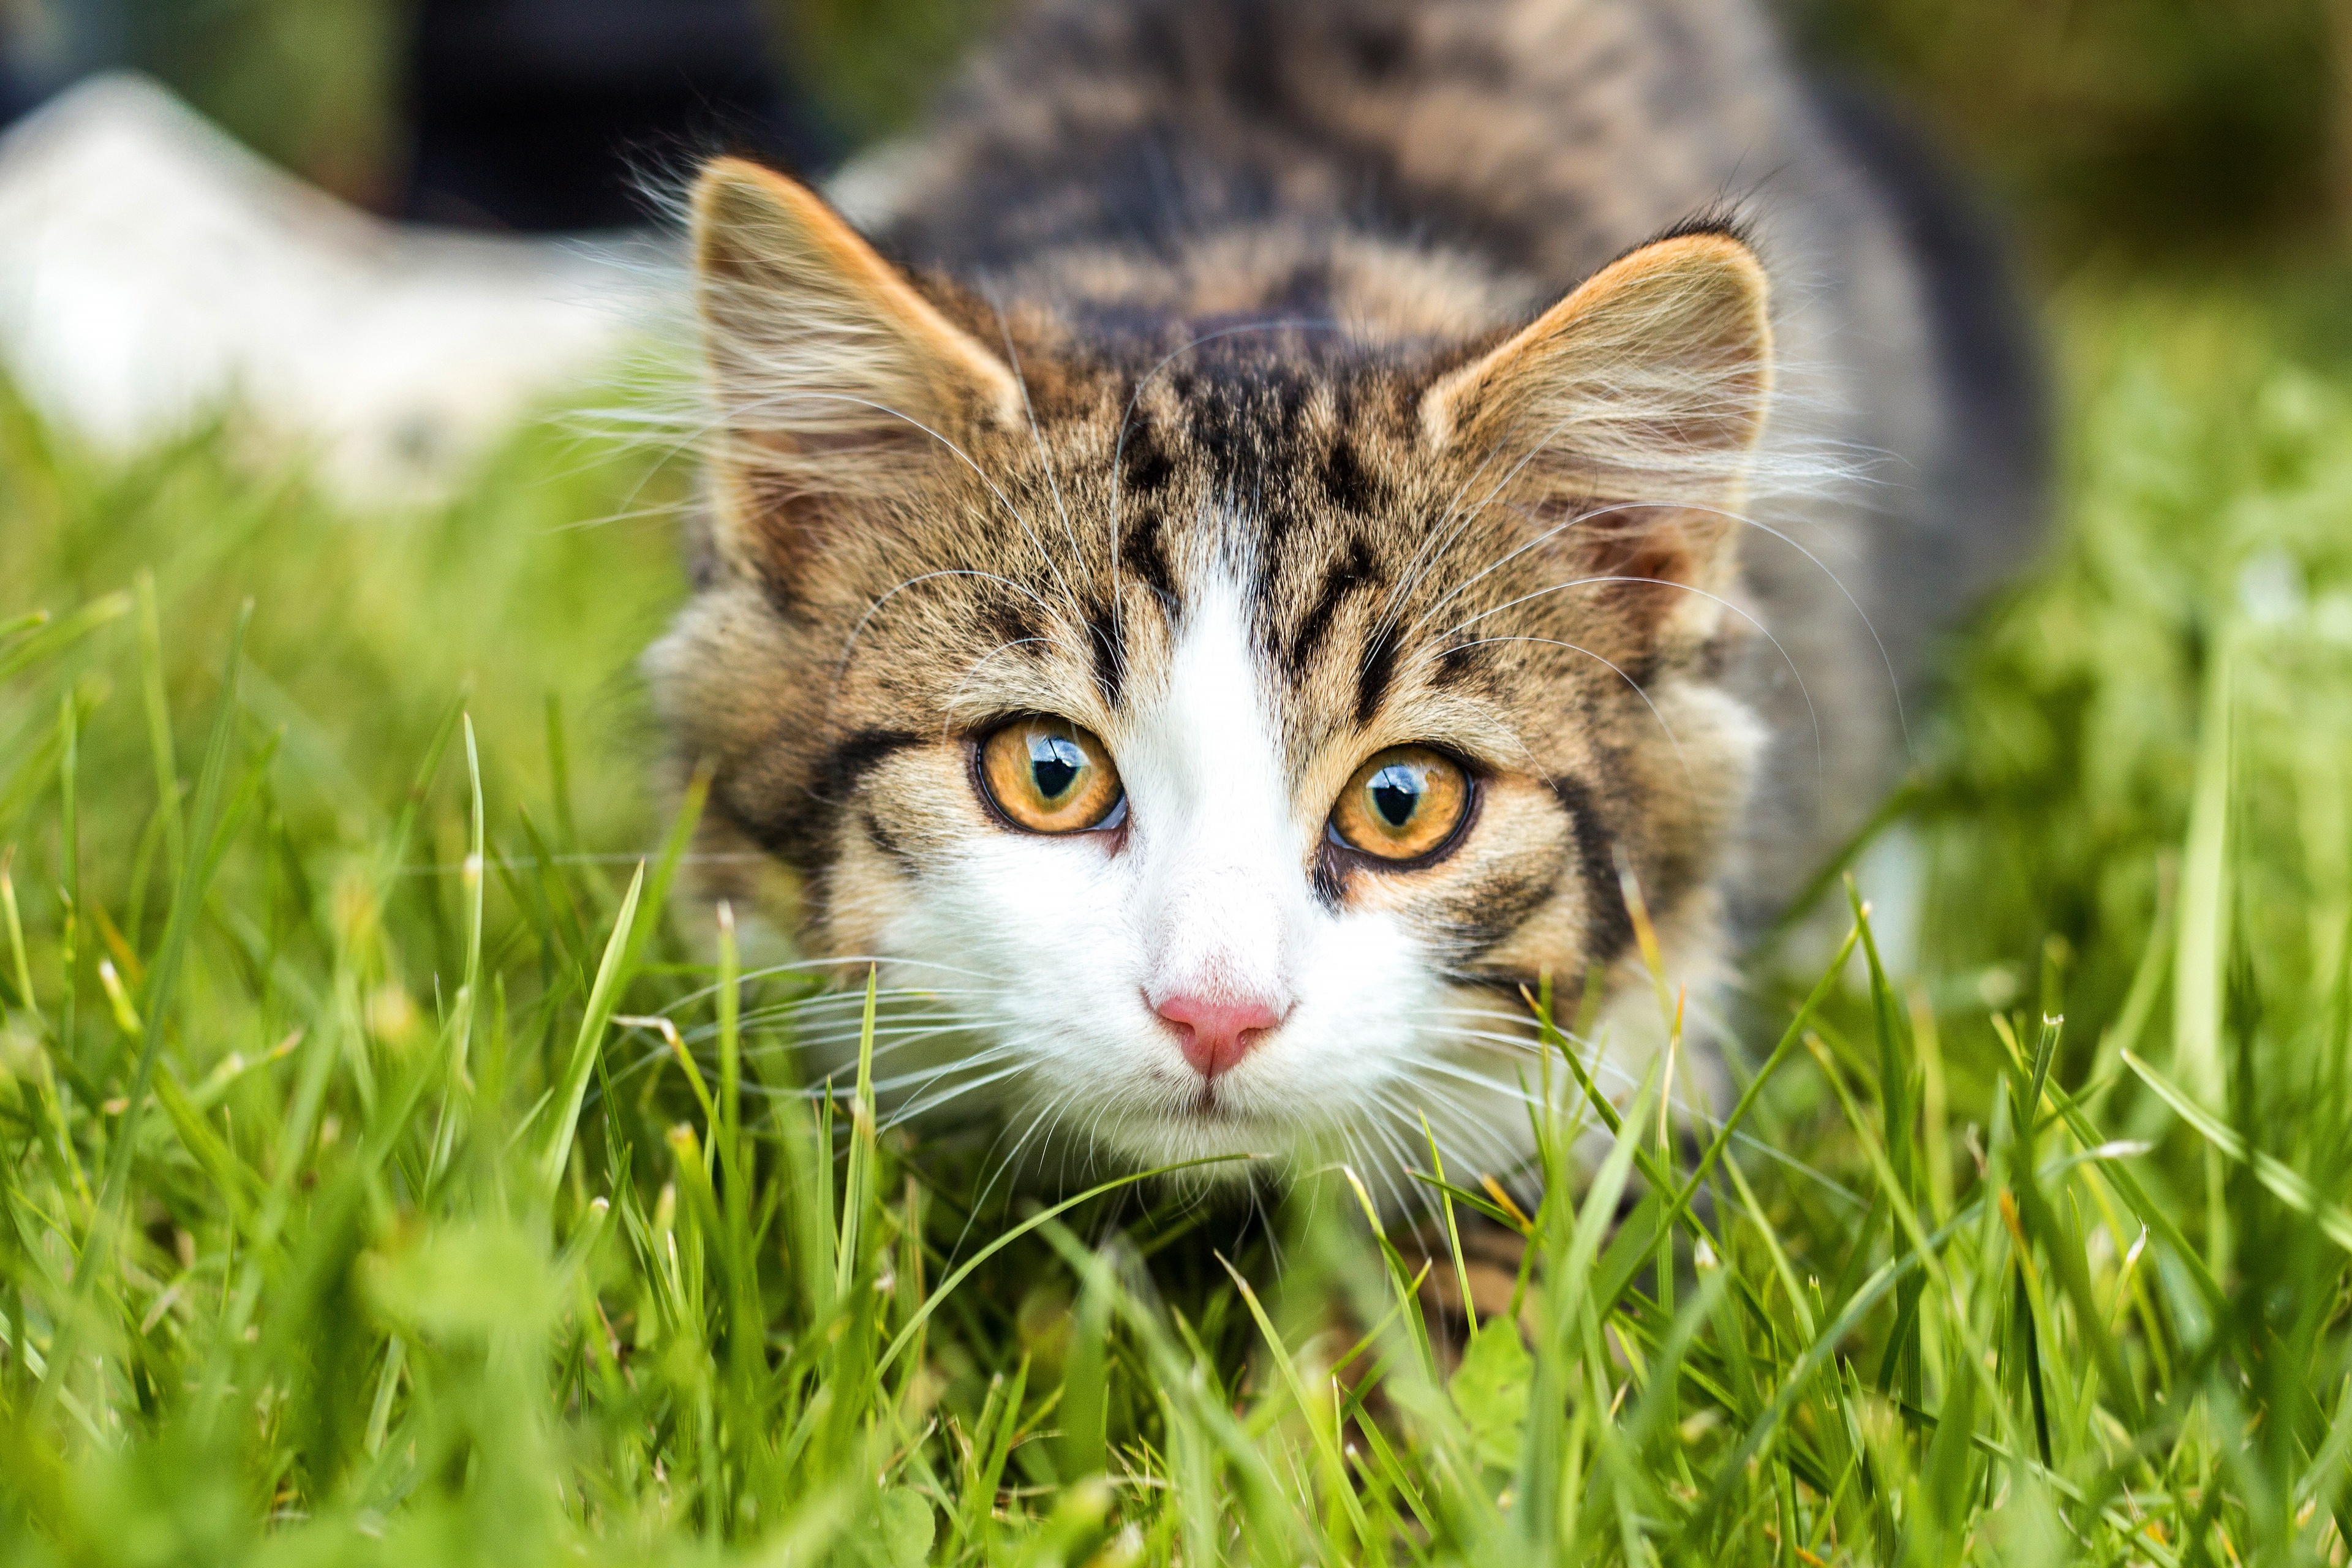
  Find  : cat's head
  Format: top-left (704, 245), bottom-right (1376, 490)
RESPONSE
top-left (649, 159), bottom-right (1773, 1183)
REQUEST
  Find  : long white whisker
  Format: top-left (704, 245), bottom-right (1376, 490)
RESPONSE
top-left (1407, 1030), bottom-right (1862, 1204)
top-left (601, 1017), bottom-right (1005, 1097)
top-left (879, 1059), bottom-right (1033, 1129)
top-left (657, 956), bottom-right (1005, 1016)
top-left (1369, 406), bottom-right (1532, 643)
top-left (1674, 499), bottom-right (1913, 757)
top-left (1411, 490), bottom-right (1909, 762)
top-left (962, 1088), bottom-right (1075, 1246)
top-left (941, 636), bottom-right (1067, 726)
top-left (1384, 1079), bottom-right (1544, 1193)
top-left (1376, 392), bottom-right (1640, 653)
top-left (693, 986), bottom-right (1006, 1028)
top-left (1357, 1110), bottom-right (1436, 1228)
top-left (834, 568), bottom-right (1069, 687)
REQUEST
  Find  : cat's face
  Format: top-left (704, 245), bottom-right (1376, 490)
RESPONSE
top-left (650, 162), bottom-right (1772, 1184)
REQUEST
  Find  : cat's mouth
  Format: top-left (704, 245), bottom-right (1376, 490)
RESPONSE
top-left (1186, 1084), bottom-right (1232, 1120)
top-left (1180, 1079), bottom-right (1285, 1128)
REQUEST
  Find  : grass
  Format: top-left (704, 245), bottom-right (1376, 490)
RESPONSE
top-left (2, 270), bottom-right (2352, 1566)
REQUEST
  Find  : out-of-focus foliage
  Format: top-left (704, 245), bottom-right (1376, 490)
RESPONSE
top-left (1790, 0), bottom-right (2342, 257)
top-left (1905, 276), bottom-right (2352, 1041)
top-left (118, 0), bottom-right (407, 205)
top-left (768, 0), bottom-right (1002, 148)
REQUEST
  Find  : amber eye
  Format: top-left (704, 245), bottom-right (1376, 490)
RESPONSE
top-left (978, 718), bottom-right (1125, 834)
top-left (1329, 746), bottom-right (1471, 862)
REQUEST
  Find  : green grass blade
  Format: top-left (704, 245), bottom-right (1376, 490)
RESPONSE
top-left (2124, 1048), bottom-right (2352, 1251)
top-left (535, 861), bottom-right (646, 1199)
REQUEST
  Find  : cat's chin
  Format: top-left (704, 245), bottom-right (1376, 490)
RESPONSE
top-left (1088, 1102), bottom-right (1297, 1180)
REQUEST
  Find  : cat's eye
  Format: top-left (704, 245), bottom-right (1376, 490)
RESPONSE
top-left (1329, 746), bottom-right (1471, 862)
top-left (978, 718), bottom-right (1126, 834)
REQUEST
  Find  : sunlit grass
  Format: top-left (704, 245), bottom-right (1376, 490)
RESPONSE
top-left (2, 281), bottom-right (2350, 1565)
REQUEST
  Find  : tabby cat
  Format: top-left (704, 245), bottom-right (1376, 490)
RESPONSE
top-left (647, 0), bottom-right (2041, 1193)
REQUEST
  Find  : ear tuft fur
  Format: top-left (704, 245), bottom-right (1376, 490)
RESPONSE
top-left (692, 157), bottom-right (1022, 527)
top-left (1421, 230), bottom-right (1774, 511)
top-left (1419, 230), bottom-right (1778, 633)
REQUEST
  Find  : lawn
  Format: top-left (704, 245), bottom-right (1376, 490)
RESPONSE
top-left (2, 257), bottom-right (2351, 1565)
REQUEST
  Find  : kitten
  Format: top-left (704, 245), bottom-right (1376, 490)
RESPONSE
top-left (647, 0), bottom-right (2042, 1192)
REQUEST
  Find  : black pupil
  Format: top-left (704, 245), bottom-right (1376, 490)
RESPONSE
top-left (1369, 764), bottom-right (1422, 829)
top-left (1028, 734), bottom-right (1085, 803)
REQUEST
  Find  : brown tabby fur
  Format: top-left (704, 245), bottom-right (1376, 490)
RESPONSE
top-left (647, 0), bottom-right (2041, 1167)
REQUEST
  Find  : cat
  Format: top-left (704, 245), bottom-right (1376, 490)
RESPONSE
top-left (646, 0), bottom-right (2043, 1198)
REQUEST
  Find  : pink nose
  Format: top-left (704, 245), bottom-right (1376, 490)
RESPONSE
top-left (1154, 992), bottom-right (1286, 1079)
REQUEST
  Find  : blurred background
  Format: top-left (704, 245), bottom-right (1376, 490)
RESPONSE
top-left (0, 0), bottom-right (986, 225)
top-left (0, 0), bottom-right (2342, 263)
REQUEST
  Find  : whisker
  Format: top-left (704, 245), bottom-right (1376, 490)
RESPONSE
top-left (657, 956), bottom-right (1005, 1015)
top-left (1671, 499), bottom-right (1913, 758)
top-left (834, 567), bottom-right (1073, 689)
top-left (1404, 1031), bottom-right (1862, 1204)
top-left (878, 1059), bottom-right (1033, 1129)
top-left (1355, 1110), bottom-right (1437, 1229)
top-left (1411, 490), bottom-right (1910, 763)
top-left (1379, 1080), bottom-right (1528, 1181)
top-left (1368, 410), bottom-right (1531, 644)
top-left (941, 636), bottom-right (1068, 723)
top-left (603, 1002), bottom-right (1036, 1097)
top-left (960, 1087), bottom-right (1077, 1250)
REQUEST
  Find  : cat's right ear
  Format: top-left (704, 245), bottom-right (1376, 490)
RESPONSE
top-left (691, 157), bottom-right (1022, 568)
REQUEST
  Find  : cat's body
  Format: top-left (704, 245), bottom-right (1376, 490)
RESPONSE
top-left (649, 0), bottom-right (2041, 1191)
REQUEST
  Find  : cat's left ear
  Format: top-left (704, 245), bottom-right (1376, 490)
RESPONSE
top-left (1419, 228), bottom-right (1773, 620)
top-left (690, 157), bottom-right (1025, 572)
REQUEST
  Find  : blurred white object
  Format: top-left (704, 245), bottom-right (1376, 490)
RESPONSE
top-left (0, 73), bottom-right (660, 503)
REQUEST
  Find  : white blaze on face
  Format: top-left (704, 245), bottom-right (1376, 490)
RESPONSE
top-left (1124, 572), bottom-right (1305, 1047)
top-left (880, 565), bottom-right (1457, 1174)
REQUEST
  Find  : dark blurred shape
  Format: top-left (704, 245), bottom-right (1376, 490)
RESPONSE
top-left (1787, 0), bottom-right (2337, 260)
top-left (0, 15), bottom-right (32, 126)
top-left (402, 0), bottom-right (834, 231)
top-left (1, 2), bottom-right (126, 130)
top-left (0, 65), bottom-right (34, 129)
top-left (1812, 75), bottom-right (2048, 601)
